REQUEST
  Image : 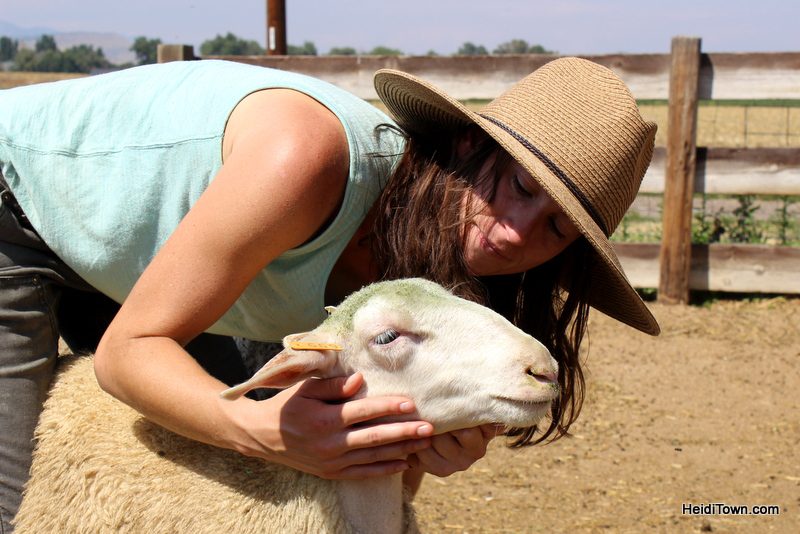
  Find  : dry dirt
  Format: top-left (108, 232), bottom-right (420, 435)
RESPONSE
top-left (413, 298), bottom-right (800, 534)
top-left (0, 71), bottom-right (85, 89)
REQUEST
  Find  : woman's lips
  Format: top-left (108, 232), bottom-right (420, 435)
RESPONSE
top-left (479, 232), bottom-right (511, 261)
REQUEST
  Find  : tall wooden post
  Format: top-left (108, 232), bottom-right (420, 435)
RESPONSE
top-left (658, 36), bottom-right (702, 304)
top-left (266, 0), bottom-right (287, 55)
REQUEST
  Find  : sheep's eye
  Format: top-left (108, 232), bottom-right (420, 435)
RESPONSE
top-left (373, 329), bottom-right (399, 345)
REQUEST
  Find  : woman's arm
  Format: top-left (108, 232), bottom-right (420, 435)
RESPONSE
top-left (94, 89), bottom-right (433, 479)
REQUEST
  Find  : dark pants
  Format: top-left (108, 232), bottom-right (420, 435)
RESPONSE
top-left (0, 172), bottom-right (258, 532)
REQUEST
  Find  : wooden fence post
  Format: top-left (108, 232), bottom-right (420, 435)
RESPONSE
top-left (157, 44), bottom-right (196, 63)
top-left (658, 36), bottom-right (702, 304)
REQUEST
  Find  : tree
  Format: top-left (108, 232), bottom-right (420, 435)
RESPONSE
top-left (131, 36), bottom-right (162, 65)
top-left (287, 41), bottom-right (317, 56)
top-left (327, 46), bottom-right (356, 56)
top-left (13, 48), bottom-right (62, 72)
top-left (0, 36), bottom-right (19, 62)
top-left (493, 39), bottom-right (555, 55)
top-left (35, 34), bottom-right (58, 53)
top-left (456, 42), bottom-right (488, 56)
top-left (62, 44), bottom-right (111, 73)
top-left (368, 45), bottom-right (403, 56)
top-left (527, 43), bottom-right (555, 54)
top-left (200, 33), bottom-right (264, 56)
top-left (12, 43), bottom-right (110, 73)
top-left (11, 49), bottom-right (35, 71)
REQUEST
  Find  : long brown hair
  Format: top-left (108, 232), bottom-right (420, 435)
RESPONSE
top-left (371, 126), bottom-right (592, 445)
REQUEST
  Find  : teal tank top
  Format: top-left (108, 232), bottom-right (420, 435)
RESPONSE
top-left (0, 60), bottom-right (405, 341)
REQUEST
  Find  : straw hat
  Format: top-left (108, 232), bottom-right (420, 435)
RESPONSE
top-left (374, 57), bottom-right (660, 335)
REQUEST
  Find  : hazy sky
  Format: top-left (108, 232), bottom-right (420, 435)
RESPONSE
top-left (2, 0), bottom-right (797, 55)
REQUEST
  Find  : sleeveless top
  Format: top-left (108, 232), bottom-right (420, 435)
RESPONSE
top-left (0, 60), bottom-right (405, 341)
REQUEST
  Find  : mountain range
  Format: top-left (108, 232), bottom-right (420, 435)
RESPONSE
top-left (0, 20), bottom-right (136, 65)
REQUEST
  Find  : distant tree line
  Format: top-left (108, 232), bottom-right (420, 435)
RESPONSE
top-left (198, 34), bottom-right (555, 57)
top-left (0, 33), bottom-right (555, 73)
top-left (0, 34), bottom-right (164, 73)
top-left (0, 34), bottom-right (107, 72)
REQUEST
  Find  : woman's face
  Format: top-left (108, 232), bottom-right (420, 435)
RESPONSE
top-left (463, 155), bottom-right (581, 276)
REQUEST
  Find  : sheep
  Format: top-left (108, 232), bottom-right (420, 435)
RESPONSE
top-left (14, 278), bottom-right (558, 534)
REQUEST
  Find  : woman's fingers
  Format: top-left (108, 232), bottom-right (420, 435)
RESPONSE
top-left (413, 441), bottom-right (451, 475)
top-left (296, 373), bottom-right (364, 400)
top-left (288, 423), bottom-right (433, 479)
top-left (449, 427), bottom-right (490, 452)
top-left (412, 426), bottom-right (495, 477)
top-left (297, 375), bottom-right (424, 428)
top-left (344, 436), bottom-right (431, 466)
top-left (337, 396), bottom-right (423, 426)
top-left (342, 422), bottom-right (433, 449)
top-left (316, 436), bottom-right (433, 480)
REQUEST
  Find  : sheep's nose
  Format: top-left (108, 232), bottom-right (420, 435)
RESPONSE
top-left (526, 366), bottom-right (558, 385)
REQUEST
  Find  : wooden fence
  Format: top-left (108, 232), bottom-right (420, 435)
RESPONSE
top-left (159, 42), bottom-right (800, 297)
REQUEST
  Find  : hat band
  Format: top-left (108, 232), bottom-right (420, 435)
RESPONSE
top-left (479, 114), bottom-right (610, 237)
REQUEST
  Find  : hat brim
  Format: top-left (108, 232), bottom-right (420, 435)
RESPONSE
top-left (374, 68), bottom-right (660, 336)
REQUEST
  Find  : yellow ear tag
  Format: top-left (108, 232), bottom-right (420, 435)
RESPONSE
top-left (289, 341), bottom-right (343, 351)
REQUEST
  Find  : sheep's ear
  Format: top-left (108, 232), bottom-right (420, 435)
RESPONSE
top-left (219, 334), bottom-right (339, 400)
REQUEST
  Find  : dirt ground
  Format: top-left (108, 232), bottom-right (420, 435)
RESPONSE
top-left (412, 297), bottom-right (800, 533)
top-left (0, 71), bottom-right (85, 89)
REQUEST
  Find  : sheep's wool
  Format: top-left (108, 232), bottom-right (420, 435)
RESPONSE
top-left (15, 356), bottom-right (417, 533)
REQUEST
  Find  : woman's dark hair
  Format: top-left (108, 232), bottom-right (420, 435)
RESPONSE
top-left (370, 126), bottom-right (592, 445)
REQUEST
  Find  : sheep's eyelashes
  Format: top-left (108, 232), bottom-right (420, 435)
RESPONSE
top-left (373, 329), bottom-right (399, 345)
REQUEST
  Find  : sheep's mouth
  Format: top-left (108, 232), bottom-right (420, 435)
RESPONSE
top-left (492, 396), bottom-right (553, 409)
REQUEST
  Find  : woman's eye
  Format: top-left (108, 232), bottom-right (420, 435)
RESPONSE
top-left (511, 174), bottom-right (532, 197)
top-left (374, 329), bottom-right (399, 345)
top-left (549, 217), bottom-right (566, 239)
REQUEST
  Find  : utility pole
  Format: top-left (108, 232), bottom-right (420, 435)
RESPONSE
top-left (266, 0), bottom-right (287, 55)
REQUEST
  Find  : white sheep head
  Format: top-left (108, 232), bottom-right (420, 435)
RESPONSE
top-left (221, 278), bottom-right (558, 434)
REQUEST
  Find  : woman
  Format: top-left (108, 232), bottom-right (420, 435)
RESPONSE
top-left (0, 56), bottom-right (658, 530)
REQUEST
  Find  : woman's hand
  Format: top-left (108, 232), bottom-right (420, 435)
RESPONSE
top-left (224, 372), bottom-right (435, 480)
top-left (411, 424), bottom-right (501, 477)
top-left (402, 424), bottom-right (503, 496)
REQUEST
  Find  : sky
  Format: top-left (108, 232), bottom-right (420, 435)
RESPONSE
top-left (1, 0), bottom-right (797, 56)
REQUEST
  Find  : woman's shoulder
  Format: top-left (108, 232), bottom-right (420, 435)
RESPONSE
top-left (223, 88), bottom-right (349, 169)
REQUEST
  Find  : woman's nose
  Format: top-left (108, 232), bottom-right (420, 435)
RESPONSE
top-left (501, 211), bottom-right (538, 246)
top-left (502, 198), bottom-right (551, 246)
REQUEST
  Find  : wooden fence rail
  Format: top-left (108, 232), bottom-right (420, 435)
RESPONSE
top-left (158, 42), bottom-right (800, 296)
top-left (643, 147), bottom-right (800, 196)
top-left (615, 243), bottom-right (800, 294)
top-left (158, 45), bottom-right (800, 100)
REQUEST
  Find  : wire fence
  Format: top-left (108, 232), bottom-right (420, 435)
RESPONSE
top-left (612, 100), bottom-right (800, 248)
top-left (614, 193), bottom-right (800, 246)
top-left (639, 101), bottom-right (800, 149)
